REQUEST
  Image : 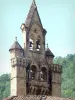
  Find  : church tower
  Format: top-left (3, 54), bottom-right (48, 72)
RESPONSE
top-left (21, 0), bottom-right (46, 59)
top-left (9, 0), bottom-right (62, 97)
top-left (20, 0), bottom-right (62, 97)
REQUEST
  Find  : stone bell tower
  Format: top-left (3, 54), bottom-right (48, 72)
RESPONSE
top-left (20, 0), bottom-right (62, 97)
top-left (20, 0), bottom-right (46, 60)
top-left (9, 0), bottom-right (62, 98)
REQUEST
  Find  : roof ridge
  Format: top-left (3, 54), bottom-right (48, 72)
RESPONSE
top-left (25, 0), bottom-right (37, 27)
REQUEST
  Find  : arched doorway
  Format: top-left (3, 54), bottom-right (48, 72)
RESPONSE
top-left (40, 67), bottom-right (47, 81)
top-left (30, 65), bottom-right (37, 79)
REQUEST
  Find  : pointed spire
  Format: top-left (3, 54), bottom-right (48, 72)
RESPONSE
top-left (45, 43), bottom-right (54, 57)
top-left (32, 0), bottom-right (36, 8)
top-left (32, 0), bottom-right (36, 6)
top-left (33, 0), bottom-right (36, 4)
top-left (25, 0), bottom-right (37, 27)
top-left (9, 37), bottom-right (23, 51)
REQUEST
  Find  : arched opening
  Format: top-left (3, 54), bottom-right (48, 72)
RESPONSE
top-left (26, 63), bottom-right (30, 79)
top-left (30, 65), bottom-right (37, 79)
top-left (29, 38), bottom-right (33, 50)
top-left (26, 63), bottom-right (30, 94)
top-left (36, 35), bottom-right (41, 51)
top-left (40, 67), bottom-right (47, 81)
top-left (36, 39), bottom-right (40, 51)
top-left (48, 69), bottom-right (52, 95)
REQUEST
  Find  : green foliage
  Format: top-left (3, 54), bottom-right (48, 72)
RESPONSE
top-left (0, 74), bottom-right (10, 100)
top-left (0, 54), bottom-right (75, 99)
top-left (54, 54), bottom-right (75, 98)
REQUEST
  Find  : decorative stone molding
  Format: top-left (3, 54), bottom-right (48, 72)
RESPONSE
top-left (49, 64), bottom-right (62, 73)
top-left (11, 57), bottom-right (27, 67)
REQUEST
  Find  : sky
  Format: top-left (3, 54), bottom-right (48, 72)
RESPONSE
top-left (0, 0), bottom-right (75, 75)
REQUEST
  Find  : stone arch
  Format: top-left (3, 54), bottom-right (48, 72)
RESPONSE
top-left (40, 67), bottom-right (47, 81)
top-left (30, 65), bottom-right (37, 79)
top-left (41, 64), bottom-right (48, 70)
top-left (30, 61), bottom-right (39, 71)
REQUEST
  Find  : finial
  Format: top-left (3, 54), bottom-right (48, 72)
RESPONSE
top-left (47, 43), bottom-right (48, 48)
top-left (15, 37), bottom-right (17, 41)
top-left (33, 0), bottom-right (36, 4)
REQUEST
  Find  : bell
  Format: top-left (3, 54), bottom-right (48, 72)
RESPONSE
top-left (29, 41), bottom-right (33, 47)
top-left (36, 40), bottom-right (40, 49)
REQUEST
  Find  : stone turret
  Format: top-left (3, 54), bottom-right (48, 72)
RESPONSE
top-left (9, 37), bottom-right (24, 58)
top-left (45, 47), bottom-right (54, 64)
top-left (9, 37), bottom-right (26, 96)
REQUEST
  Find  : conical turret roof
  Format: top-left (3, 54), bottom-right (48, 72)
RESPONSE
top-left (9, 37), bottom-right (23, 51)
top-left (45, 48), bottom-right (54, 57)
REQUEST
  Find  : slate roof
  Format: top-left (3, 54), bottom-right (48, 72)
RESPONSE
top-left (4, 96), bottom-right (73, 100)
top-left (25, 0), bottom-right (37, 27)
top-left (24, 0), bottom-right (46, 35)
top-left (9, 38), bottom-right (23, 51)
top-left (45, 48), bottom-right (54, 57)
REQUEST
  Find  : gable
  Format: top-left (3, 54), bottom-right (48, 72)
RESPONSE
top-left (25, 1), bottom-right (43, 30)
top-left (31, 9), bottom-right (43, 29)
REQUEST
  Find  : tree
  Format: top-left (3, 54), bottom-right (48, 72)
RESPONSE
top-left (54, 54), bottom-right (75, 98)
top-left (0, 74), bottom-right (10, 99)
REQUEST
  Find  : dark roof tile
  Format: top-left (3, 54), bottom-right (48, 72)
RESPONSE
top-left (45, 48), bottom-right (54, 57)
top-left (25, 1), bottom-right (36, 27)
top-left (9, 40), bottom-right (23, 51)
